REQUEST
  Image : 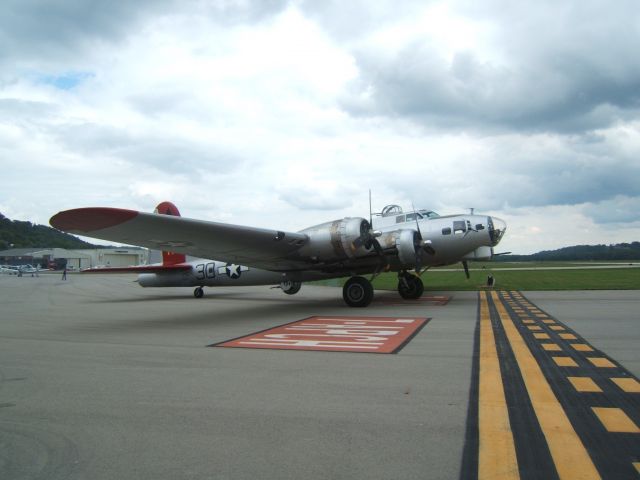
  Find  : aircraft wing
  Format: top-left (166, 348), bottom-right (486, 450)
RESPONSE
top-left (50, 207), bottom-right (310, 271)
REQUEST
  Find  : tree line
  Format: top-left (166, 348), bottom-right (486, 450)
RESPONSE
top-left (0, 212), bottom-right (98, 250)
top-left (496, 242), bottom-right (640, 261)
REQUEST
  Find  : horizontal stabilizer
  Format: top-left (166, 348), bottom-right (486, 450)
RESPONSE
top-left (83, 264), bottom-right (191, 274)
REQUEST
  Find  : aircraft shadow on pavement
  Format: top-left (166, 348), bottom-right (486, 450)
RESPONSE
top-left (62, 288), bottom-right (443, 333)
top-left (84, 291), bottom-right (342, 306)
top-left (61, 295), bottom-right (360, 333)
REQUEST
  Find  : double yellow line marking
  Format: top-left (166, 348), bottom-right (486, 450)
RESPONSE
top-left (478, 291), bottom-right (518, 479)
top-left (478, 291), bottom-right (601, 480)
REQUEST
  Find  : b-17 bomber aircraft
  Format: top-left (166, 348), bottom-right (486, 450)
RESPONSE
top-left (49, 200), bottom-right (506, 307)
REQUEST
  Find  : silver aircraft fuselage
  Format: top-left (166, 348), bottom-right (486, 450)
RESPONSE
top-left (137, 211), bottom-right (506, 288)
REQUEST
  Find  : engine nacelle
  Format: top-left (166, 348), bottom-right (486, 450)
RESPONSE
top-left (298, 217), bottom-right (373, 262)
top-left (397, 229), bottom-right (420, 267)
top-left (377, 229), bottom-right (420, 268)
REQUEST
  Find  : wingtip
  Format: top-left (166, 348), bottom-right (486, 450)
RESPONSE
top-left (50, 207), bottom-right (138, 233)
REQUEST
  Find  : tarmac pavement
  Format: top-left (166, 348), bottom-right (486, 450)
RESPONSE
top-left (0, 273), bottom-right (637, 479)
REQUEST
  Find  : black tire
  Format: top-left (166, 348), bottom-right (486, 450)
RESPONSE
top-left (398, 275), bottom-right (424, 299)
top-left (194, 287), bottom-right (204, 298)
top-left (343, 276), bottom-right (374, 307)
top-left (281, 280), bottom-right (302, 295)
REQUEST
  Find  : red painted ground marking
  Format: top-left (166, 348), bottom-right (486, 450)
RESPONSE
top-left (374, 295), bottom-right (451, 306)
top-left (212, 316), bottom-right (430, 353)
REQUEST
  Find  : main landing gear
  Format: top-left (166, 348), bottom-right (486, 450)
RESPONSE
top-left (343, 276), bottom-right (374, 307)
top-left (194, 287), bottom-right (204, 298)
top-left (342, 271), bottom-right (425, 307)
top-left (280, 280), bottom-right (302, 295)
top-left (397, 272), bottom-right (424, 300)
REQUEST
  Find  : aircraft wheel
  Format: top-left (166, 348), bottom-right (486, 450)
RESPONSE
top-left (398, 274), bottom-right (424, 300)
top-left (194, 287), bottom-right (204, 298)
top-left (343, 276), bottom-right (374, 307)
top-left (281, 280), bottom-right (302, 295)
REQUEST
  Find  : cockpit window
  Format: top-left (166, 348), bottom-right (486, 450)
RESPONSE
top-left (418, 209), bottom-right (440, 219)
top-left (395, 215), bottom-right (405, 223)
top-left (453, 220), bottom-right (466, 234)
top-left (442, 227), bottom-right (451, 235)
top-left (405, 213), bottom-right (423, 222)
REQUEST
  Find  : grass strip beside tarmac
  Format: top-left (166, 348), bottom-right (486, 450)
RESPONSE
top-left (313, 265), bottom-right (640, 291)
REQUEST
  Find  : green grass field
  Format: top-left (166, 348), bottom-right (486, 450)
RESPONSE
top-left (314, 263), bottom-right (640, 291)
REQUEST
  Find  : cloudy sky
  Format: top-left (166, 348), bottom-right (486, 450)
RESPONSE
top-left (1, 0), bottom-right (639, 254)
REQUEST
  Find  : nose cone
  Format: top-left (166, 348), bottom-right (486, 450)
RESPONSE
top-left (488, 216), bottom-right (507, 246)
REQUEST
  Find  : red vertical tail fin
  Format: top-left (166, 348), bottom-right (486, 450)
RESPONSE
top-left (154, 202), bottom-right (187, 266)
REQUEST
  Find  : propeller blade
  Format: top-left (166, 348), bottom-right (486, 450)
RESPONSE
top-left (407, 229), bottom-right (424, 272)
top-left (411, 202), bottom-right (436, 256)
top-left (351, 237), bottom-right (365, 250)
top-left (423, 243), bottom-right (436, 255)
top-left (351, 216), bottom-right (388, 269)
top-left (411, 202), bottom-right (421, 235)
top-left (410, 202), bottom-right (425, 271)
top-left (371, 237), bottom-right (383, 254)
top-left (360, 236), bottom-right (388, 271)
top-left (351, 218), bottom-right (374, 251)
top-left (462, 260), bottom-right (470, 279)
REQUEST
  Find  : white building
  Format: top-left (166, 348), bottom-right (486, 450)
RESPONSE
top-left (0, 247), bottom-right (149, 270)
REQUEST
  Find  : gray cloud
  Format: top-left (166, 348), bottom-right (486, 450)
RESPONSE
top-left (0, 0), bottom-right (288, 71)
top-left (299, 0), bottom-right (427, 41)
top-left (339, 1), bottom-right (640, 134)
top-left (195, 0), bottom-right (289, 25)
top-left (0, 1), bottom-right (170, 67)
top-left (373, 130), bottom-right (640, 221)
top-left (48, 122), bottom-right (244, 176)
top-left (0, 98), bottom-right (60, 122)
top-left (492, 144), bottom-right (640, 209)
top-left (278, 184), bottom-right (357, 211)
top-left (582, 196), bottom-right (640, 224)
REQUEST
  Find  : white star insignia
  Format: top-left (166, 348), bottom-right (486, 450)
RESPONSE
top-left (226, 264), bottom-right (241, 278)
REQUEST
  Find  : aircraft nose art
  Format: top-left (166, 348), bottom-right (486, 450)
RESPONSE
top-left (50, 208), bottom-right (138, 233)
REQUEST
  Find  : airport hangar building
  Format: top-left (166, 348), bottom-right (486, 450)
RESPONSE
top-left (0, 247), bottom-right (149, 270)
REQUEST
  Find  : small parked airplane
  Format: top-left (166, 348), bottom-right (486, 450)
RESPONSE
top-left (0, 265), bottom-right (19, 275)
top-left (50, 200), bottom-right (506, 307)
top-left (1, 264), bottom-right (39, 276)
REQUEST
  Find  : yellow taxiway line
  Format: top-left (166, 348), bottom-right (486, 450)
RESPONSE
top-left (490, 291), bottom-right (601, 480)
top-left (478, 292), bottom-right (519, 479)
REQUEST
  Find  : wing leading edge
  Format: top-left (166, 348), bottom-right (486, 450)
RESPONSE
top-left (50, 207), bottom-right (310, 271)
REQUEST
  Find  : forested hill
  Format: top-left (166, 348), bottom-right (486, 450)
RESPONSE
top-left (0, 212), bottom-right (99, 249)
top-left (497, 242), bottom-right (640, 261)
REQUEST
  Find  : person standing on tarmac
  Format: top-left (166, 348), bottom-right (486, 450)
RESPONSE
top-left (61, 266), bottom-right (67, 281)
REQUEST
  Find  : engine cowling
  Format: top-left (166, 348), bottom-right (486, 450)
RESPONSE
top-left (397, 229), bottom-right (420, 267)
top-left (298, 217), bottom-right (373, 262)
top-left (377, 229), bottom-right (421, 268)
